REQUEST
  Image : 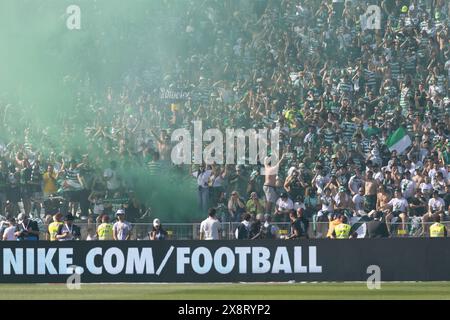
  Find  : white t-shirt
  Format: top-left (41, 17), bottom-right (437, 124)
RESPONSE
top-left (193, 170), bottom-right (212, 188)
top-left (276, 198), bottom-right (294, 211)
top-left (400, 179), bottom-right (416, 199)
top-left (3, 226), bottom-right (16, 241)
top-left (348, 175), bottom-right (363, 194)
top-left (352, 194), bottom-right (365, 211)
top-left (420, 182), bottom-right (433, 197)
top-left (388, 197), bottom-right (408, 212)
top-left (429, 198), bottom-right (445, 212)
top-left (104, 168), bottom-right (121, 190)
top-left (200, 217), bottom-right (221, 240)
top-left (113, 221), bottom-right (132, 240)
top-left (320, 195), bottom-right (334, 212)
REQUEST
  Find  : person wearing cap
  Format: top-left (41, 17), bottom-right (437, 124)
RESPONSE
top-left (429, 214), bottom-right (447, 238)
top-left (96, 214), bottom-right (113, 240)
top-left (113, 209), bottom-right (132, 241)
top-left (149, 218), bottom-right (168, 240)
top-left (274, 192), bottom-right (294, 222)
top-left (56, 214), bottom-right (81, 241)
top-left (47, 213), bottom-right (64, 241)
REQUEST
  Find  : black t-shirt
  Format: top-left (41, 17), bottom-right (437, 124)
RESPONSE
top-left (57, 223), bottom-right (81, 240)
top-left (290, 219), bottom-right (304, 238)
top-left (409, 196), bottom-right (427, 216)
top-left (16, 220), bottom-right (40, 240)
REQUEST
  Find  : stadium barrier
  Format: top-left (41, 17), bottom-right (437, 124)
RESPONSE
top-left (1, 238), bottom-right (450, 283)
top-left (34, 221), bottom-right (448, 240)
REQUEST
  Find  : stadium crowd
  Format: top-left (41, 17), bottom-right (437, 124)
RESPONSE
top-left (0, 0), bottom-right (449, 240)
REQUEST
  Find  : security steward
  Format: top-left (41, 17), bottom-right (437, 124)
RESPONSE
top-left (429, 214), bottom-right (447, 238)
top-left (47, 212), bottom-right (64, 241)
top-left (331, 215), bottom-right (355, 239)
top-left (97, 214), bottom-right (114, 240)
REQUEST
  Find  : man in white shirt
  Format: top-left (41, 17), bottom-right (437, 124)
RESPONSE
top-left (400, 171), bottom-right (416, 200)
top-left (383, 189), bottom-right (409, 234)
top-left (348, 169), bottom-right (364, 196)
top-left (274, 192), bottom-right (294, 221)
top-left (192, 164), bottom-right (213, 215)
top-left (2, 217), bottom-right (17, 241)
top-left (200, 208), bottom-right (221, 240)
top-left (113, 209), bottom-right (132, 241)
top-left (428, 191), bottom-right (445, 215)
top-left (352, 188), bottom-right (365, 215)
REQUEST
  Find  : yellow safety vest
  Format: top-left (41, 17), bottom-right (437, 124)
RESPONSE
top-left (430, 223), bottom-right (445, 238)
top-left (335, 223), bottom-right (351, 239)
top-left (97, 223), bottom-right (113, 240)
top-left (48, 222), bottom-right (63, 241)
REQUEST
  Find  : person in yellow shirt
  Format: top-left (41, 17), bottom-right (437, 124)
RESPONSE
top-left (326, 213), bottom-right (342, 238)
top-left (97, 214), bottom-right (113, 240)
top-left (332, 215), bottom-right (352, 239)
top-left (47, 212), bottom-right (63, 241)
top-left (43, 164), bottom-right (58, 197)
top-left (429, 214), bottom-right (447, 238)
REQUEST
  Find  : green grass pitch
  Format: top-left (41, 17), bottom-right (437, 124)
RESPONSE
top-left (0, 282), bottom-right (449, 299)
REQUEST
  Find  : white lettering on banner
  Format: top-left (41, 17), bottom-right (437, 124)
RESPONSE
top-left (294, 247), bottom-right (307, 273)
top-left (58, 248), bottom-right (73, 275)
top-left (235, 247), bottom-right (251, 273)
top-left (26, 248), bottom-right (34, 275)
top-left (214, 247), bottom-right (235, 274)
top-left (271, 247), bottom-right (292, 274)
top-left (177, 247), bottom-right (190, 274)
top-left (252, 247), bottom-right (271, 273)
top-left (191, 247), bottom-right (213, 274)
top-left (86, 247), bottom-right (102, 275)
top-left (125, 248), bottom-right (155, 274)
top-left (37, 248), bottom-right (57, 275)
top-left (103, 248), bottom-right (125, 275)
top-left (1, 245), bottom-right (322, 277)
top-left (309, 247), bottom-right (322, 273)
top-left (3, 249), bottom-right (23, 275)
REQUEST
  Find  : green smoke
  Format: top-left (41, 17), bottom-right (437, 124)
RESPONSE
top-left (0, 0), bottom-right (201, 222)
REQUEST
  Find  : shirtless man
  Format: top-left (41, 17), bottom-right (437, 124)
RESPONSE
top-left (376, 185), bottom-right (391, 212)
top-left (364, 171), bottom-right (378, 211)
top-left (263, 154), bottom-right (285, 214)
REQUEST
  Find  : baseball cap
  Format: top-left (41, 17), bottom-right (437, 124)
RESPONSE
top-left (116, 209), bottom-right (125, 216)
top-left (153, 218), bottom-right (161, 227)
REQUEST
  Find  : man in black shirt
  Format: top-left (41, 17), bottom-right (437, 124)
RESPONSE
top-left (366, 211), bottom-right (389, 238)
top-left (287, 209), bottom-right (305, 239)
top-left (409, 189), bottom-right (427, 217)
top-left (14, 213), bottom-right (40, 241)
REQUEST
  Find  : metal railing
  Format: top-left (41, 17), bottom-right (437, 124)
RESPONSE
top-left (31, 220), bottom-right (450, 240)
